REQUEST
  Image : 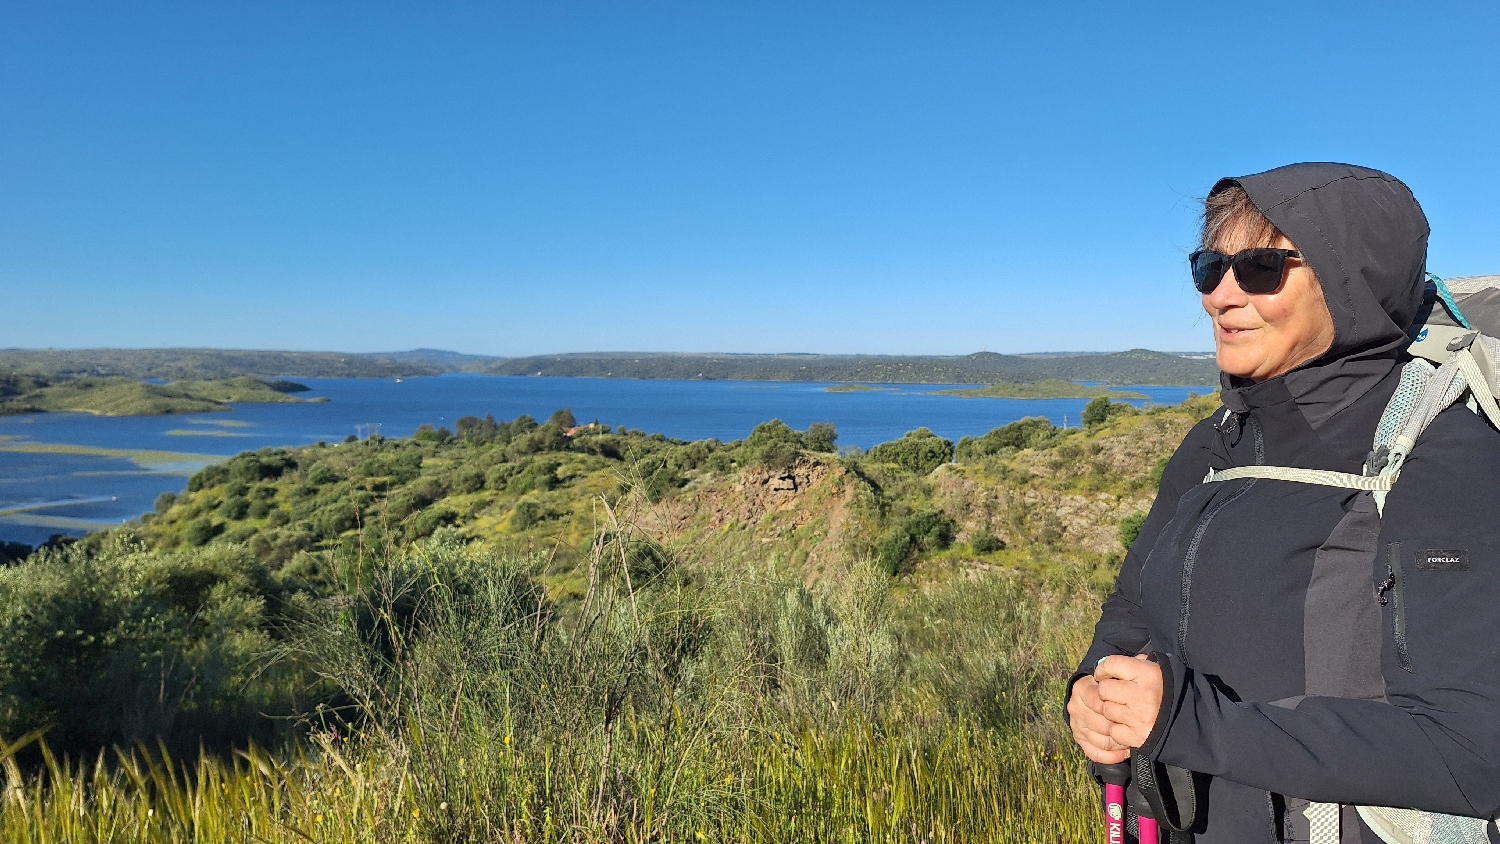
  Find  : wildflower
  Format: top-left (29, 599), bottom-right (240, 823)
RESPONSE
top-left (724, 774), bottom-right (734, 784)
top-left (413, 808), bottom-right (421, 819)
top-left (315, 815), bottom-right (324, 823)
top-left (696, 833), bottom-right (705, 841)
top-left (147, 809), bottom-right (154, 818)
top-left (504, 735), bottom-right (512, 746)
top-left (439, 802), bottom-right (449, 811)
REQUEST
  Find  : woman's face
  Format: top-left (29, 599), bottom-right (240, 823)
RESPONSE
top-left (1202, 233), bottom-right (1336, 383)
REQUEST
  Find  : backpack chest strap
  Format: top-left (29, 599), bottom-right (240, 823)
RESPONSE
top-left (1202, 466), bottom-right (1396, 491)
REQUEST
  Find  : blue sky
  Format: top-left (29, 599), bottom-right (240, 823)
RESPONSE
top-left (3, 2), bottom-right (1497, 357)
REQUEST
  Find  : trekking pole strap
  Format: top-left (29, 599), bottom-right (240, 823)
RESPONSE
top-left (1202, 466), bottom-right (1395, 491)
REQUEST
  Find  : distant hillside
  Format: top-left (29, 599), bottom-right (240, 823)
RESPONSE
top-left (0, 349), bottom-right (446, 381)
top-left (487, 349), bottom-right (1220, 386)
top-left (0, 347), bottom-right (1221, 386)
top-left (372, 349), bottom-right (503, 371)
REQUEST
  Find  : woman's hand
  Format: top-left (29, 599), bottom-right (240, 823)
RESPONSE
top-left (1067, 675), bottom-right (1131, 764)
top-left (1094, 654), bottom-right (1164, 749)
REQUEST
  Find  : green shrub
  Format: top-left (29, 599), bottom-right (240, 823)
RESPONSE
top-left (955, 417), bottom-right (1058, 461)
top-left (868, 429), bottom-right (954, 474)
top-left (876, 529), bottom-right (914, 577)
top-left (154, 491), bottom-right (177, 514)
top-left (970, 529), bottom-right (1004, 554)
top-left (405, 507), bottom-right (458, 540)
top-left (510, 500), bottom-right (543, 531)
top-left (0, 540), bottom-right (297, 757)
top-left (1082, 397), bottom-right (1111, 427)
top-left (187, 464), bottom-right (228, 492)
top-left (220, 496), bottom-right (250, 520)
top-left (507, 459), bottom-right (560, 494)
top-left (247, 499), bottom-right (272, 520)
top-left (306, 463), bottom-right (340, 485)
top-left (184, 517), bottom-right (222, 547)
top-left (1119, 511), bottom-right (1148, 550)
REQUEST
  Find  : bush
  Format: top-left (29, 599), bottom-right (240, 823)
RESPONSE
top-left (970, 529), bottom-right (1004, 554)
top-left (187, 464), bottom-right (229, 492)
top-left (405, 507), bottom-right (458, 540)
top-left (306, 463), bottom-right (340, 485)
top-left (413, 424), bottom-right (452, 444)
top-left (510, 500), bottom-right (543, 531)
top-left (868, 429), bottom-right (954, 475)
top-left (154, 492), bottom-right (177, 514)
top-left (1119, 511), bottom-right (1148, 550)
top-left (955, 417), bottom-right (1057, 461)
top-left (1082, 397), bottom-right (1111, 427)
top-left (220, 496), bottom-right (250, 520)
top-left (184, 517), bottom-right (222, 547)
top-left (876, 529), bottom-right (914, 577)
top-left (0, 541), bottom-right (297, 758)
top-left (507, 459), bottom-right (560, 494)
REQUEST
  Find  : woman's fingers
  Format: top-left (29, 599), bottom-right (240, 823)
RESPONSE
top-left (1067, 677), bottom-right (1130, 763)
top-left (1095, 674), bottom-right (1163, 748)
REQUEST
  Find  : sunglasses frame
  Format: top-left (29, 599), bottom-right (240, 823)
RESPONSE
top-left (1190, 248), bottom-right (1302, 295)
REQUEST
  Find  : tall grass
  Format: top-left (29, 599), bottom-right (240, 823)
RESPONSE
top-left (1, 515), bottom-right (1101, 842)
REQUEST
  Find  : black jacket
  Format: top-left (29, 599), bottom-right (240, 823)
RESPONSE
top-left (1075, 163), bottom-right (1500, 841)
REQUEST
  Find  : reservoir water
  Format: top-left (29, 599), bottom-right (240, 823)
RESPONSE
top-left (0, 374), bottom-right (1206, 547)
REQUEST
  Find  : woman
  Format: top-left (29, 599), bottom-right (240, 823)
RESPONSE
top-left (1066, 162), bottom-right (1500, 841)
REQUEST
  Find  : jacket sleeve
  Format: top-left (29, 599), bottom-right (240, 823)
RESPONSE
top-left (1067, 418), bottom-right (1223, 705)
top-left (1141, 408), bottom-right (1500, 817)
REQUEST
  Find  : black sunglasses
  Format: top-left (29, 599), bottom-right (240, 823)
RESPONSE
top-left (1190, 248), bottom-right (1301, 295)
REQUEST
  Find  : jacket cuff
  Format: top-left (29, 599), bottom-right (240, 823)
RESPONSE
top-left (1137, 650), bottom-right (1186, 763)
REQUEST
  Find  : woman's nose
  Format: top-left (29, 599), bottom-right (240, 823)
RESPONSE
top-left (1203, 270), bottom-right (1249, 310)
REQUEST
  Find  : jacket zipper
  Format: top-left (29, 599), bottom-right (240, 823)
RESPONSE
top-left (1386, 541), bottom-right (1412, 673)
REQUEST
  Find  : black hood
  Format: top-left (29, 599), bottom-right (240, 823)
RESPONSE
top-left (1213, 162), bottom-right (1430, 428)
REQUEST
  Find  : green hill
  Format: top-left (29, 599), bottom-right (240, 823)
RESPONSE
top-left (0, 376), bottom-right (315, 416)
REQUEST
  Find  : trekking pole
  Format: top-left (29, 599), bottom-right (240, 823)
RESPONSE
top-left (1098, 762), bottom-right (1130, 844)
top-left (1097, 760), bottom-right (1161, 844)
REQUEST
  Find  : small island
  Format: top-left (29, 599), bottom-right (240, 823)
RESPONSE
top-left (825, 384), bottom-right (896, 393)
top-left (0, 375), bottom-right (323, 416)
top-left (929, 379), bottom-right (1148, 400)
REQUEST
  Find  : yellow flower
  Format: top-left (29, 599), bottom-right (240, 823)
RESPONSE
top-left (724, 774), bottom-right (734, 784)
top-left (696, 833), bottom-right (706, 841)
top-left (412, 809), bottom-right (421, 819)
top-left (315, 815), bottom-right (324, 823)
top-left (504, 735), bottom-right (512, 746)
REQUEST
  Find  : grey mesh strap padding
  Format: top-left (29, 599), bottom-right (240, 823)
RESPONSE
top-left (1202, 465), bottom-right (1395, 490)
top-left (1356, 805), bottom-right (1492, 844)
top-left (1306, 801), bottom-right (1341, 843)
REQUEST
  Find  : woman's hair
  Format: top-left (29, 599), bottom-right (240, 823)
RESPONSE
top-left (1201, 184), bottom-right (1287, 250)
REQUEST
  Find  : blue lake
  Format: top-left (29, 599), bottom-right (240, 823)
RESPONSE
top-left (0, 374), bottom-right (1208, 547)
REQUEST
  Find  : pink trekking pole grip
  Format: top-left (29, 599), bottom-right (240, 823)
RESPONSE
top-left (1096, 762), bottom-right (1130, 843)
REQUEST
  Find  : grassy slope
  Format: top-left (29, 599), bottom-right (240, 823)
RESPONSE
top-left (930, 379), bottom-right (1149, 399)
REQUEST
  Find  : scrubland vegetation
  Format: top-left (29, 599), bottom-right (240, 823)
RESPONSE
top-left (0, 394), bottom-right (1217, 842)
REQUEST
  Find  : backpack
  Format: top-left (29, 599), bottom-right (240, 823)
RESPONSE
top-left (1202, 275), bottom-right (1500, 844)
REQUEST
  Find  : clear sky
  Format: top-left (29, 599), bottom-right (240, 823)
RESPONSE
top-left (3, 2), bottom-right (1497, 357)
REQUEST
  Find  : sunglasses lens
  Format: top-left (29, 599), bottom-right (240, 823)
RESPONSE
top-left (1191, 251), bottom-right (1229, 293)
top-left (1234, 250), bottom-right (1286, 294)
